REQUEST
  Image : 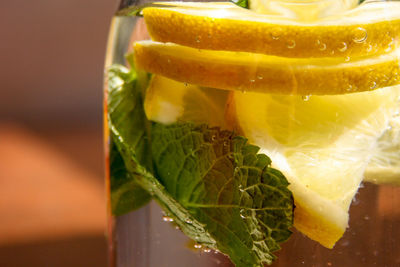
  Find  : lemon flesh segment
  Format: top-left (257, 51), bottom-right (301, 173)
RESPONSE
top-left (250, 0), bottom-right (359, 21)
top-left (134, 41), bottom-right (400, 95)
top-left (144, 74), bottom-right (228, 127)
top-left (364, 115), bottom-right (400, 185)
top-left (142, 1), bottom-right (400, 58)
top-left (230, 86), bottom-right (400, 247)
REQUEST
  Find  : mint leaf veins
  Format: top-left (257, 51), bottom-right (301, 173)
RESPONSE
top-left (107, 62), bottom-right (294, 266)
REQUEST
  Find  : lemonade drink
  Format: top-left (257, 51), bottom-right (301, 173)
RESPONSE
top-left (105, 0), bottom-right (400, 266)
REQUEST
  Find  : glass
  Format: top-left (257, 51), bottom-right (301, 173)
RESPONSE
top-left (104, 0), bottom-right (400, 266)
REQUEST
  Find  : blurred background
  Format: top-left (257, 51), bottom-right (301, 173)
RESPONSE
top-left (0, 0), bottom-right (119, 266)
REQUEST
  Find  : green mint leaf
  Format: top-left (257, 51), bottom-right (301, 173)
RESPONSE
top-left (107, 62), bottom-right (294, 266)
top-left (151, 123), bottom-right (293, 266)
top-left (107, 63), bottom-right (152, 215)
top-left (110, 140), bottom-right (151, 215)
top-left (231, 0), bottom-right (249, 9)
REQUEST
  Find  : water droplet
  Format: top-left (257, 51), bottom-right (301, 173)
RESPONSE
top-left (234, 167), bottom-right (240, 173)
top-left (185, 218), bottom-right (193, 224)
top-left (162, 216), bottom-right (174, 222)
top-left (223, 140), bottom-right (229, 146)
top-left (287, 40), bottom-right (296, 49)
top-left (370, 81), bottom-right (377, 89)
top-left (367, 44), bottom-right (373, 52)
top-left (302, 95), bottom-right (310, 101)
top-left (211, 134), bottom-right (217, 141)
top-left (345, 56), bottom-right (351, 62)
top-left (202, 248), bottom-right (212, 253)
top-left (352, 27), bottom-right (368, 43)
top-left (338, 42), bottom-right (348, 52)
top-left (214, 250), bottom-right (220, 254)
top-left (194, 244), bottom-right (202, 249)
top-left (257, 75), bottom-right (263, 80)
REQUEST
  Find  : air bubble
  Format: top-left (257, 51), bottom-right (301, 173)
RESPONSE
top-left (239, 209), bottom-right (246, 219)
top-left (211, 134), bottom-right (217, 141)
top-left (270, 29), bottom-right (280, 40)
top-left (318, 43), bottom-right (327, 51)
top-left (287, 40), bottom-right (296, 49)
top-left (338, 42), bottom-right (348, 52)
top-left (302, 95), bottom-right (310, 101)
top-left (162, 216), bottom-right (174, 222)
top-left (352, 27), bottom-right (368, 43)
top-left (345, 56), bottom-right (351, 62)
top-left (370, 81), bottom-right (377, 89)
top-left (194, 244), bottom-right (202, 249)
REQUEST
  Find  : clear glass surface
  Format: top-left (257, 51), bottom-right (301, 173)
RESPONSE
top-left (104, 1), bottom-right (400, 266)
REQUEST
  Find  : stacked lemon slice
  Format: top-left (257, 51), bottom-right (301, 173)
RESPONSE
top-left (134, 1), bottom-right (400, 248)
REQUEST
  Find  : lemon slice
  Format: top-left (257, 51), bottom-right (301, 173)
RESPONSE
top-left (228, 85), bottom-right (400, 248)
top-left (144, 74), bottom-right (228, 127)
top-left (142, 1), bottom-right (400, 58)
top-left (249, 0), bottom-right (359, 21)
top-left (364, 115), bottom-right (400, 185)
top-left (134, 41), bottom-right (400, 95)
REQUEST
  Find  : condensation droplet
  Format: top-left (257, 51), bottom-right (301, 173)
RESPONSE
top-left (302, 95), bottom-right (310, 101)
top-left (338, 42), bottom-right (348, 52)
top-left (352, 27), bottom-right (368, 43)
top-left (287, 40), bottom-right (296, 49)
top-left (370, 81), bottom-right (377, 89)
top-left (162, 216), bottom-right (174, 222)
top-left (345, 56), bottom-right (351, 62)
top-left (211, 134), bottom-right (217, 141)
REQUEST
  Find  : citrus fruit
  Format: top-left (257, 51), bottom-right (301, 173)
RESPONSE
top-left (364, 115), bottom-right (400, 185)
top-left (134, 41), bottom-right (400, 95)
top-left (142, 1), bottom-right (400, 58)
top-left (144, 74), bottom-right (228, 127)
top-left (228, 85), bottom-right (400, 248)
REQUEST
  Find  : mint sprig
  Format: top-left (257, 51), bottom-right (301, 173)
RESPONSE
top-left (107, 63), bottom-right (294, 266)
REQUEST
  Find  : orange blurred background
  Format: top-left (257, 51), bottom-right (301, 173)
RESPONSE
top-left (0, 0), bottom-right (118, 266)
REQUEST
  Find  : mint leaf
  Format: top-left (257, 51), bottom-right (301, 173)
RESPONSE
top-left (231, 0), bottom-right (249, 9)
top-left (151, 123), bottom-right (293, 266)
top-left (107, 62), bottom-right (294, 266)
top-left (107, 63), bottom-right (152, 215)
top-left (110, 140), bottom-right (151, 215)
